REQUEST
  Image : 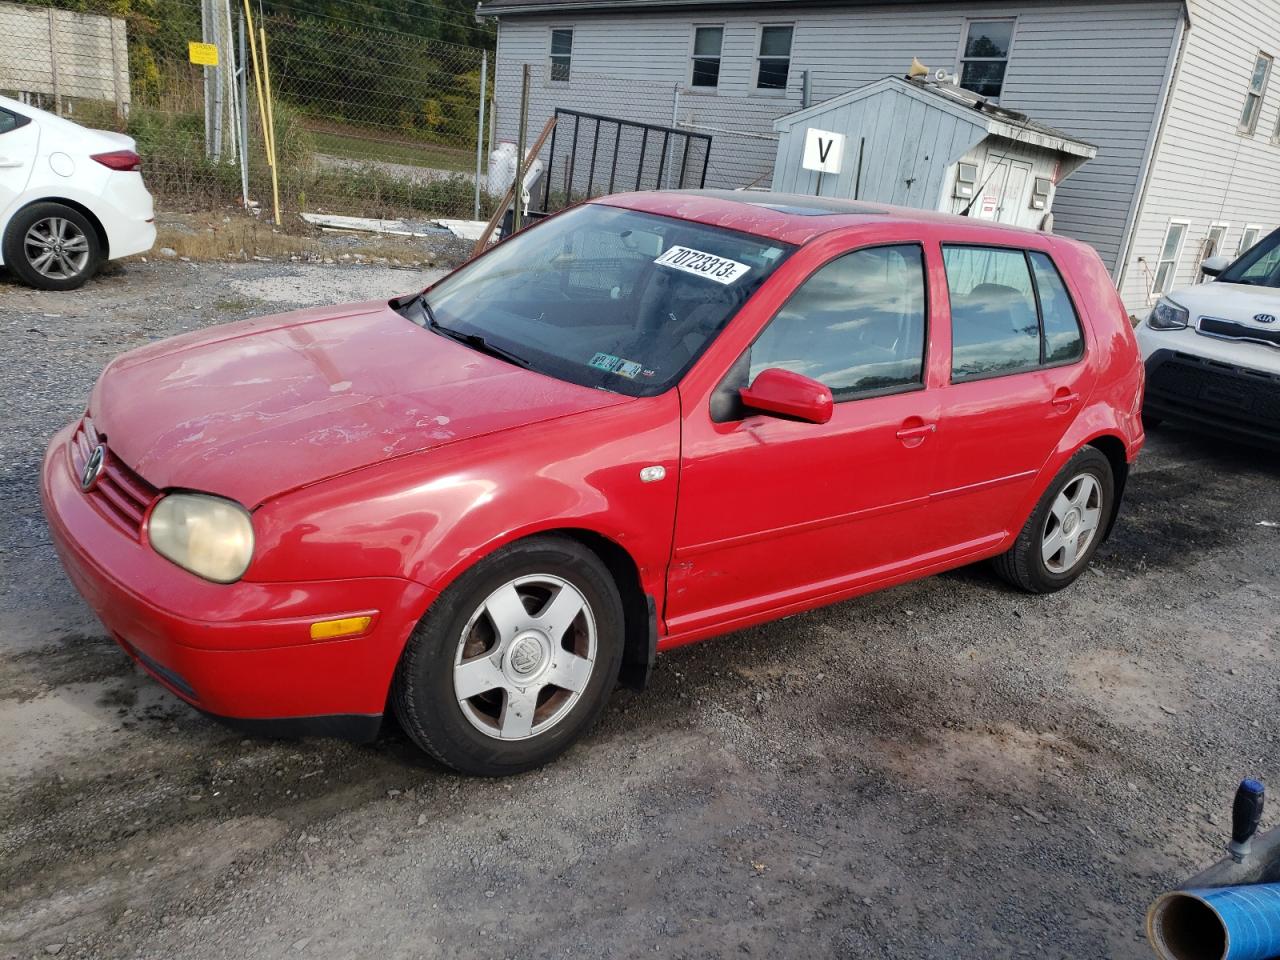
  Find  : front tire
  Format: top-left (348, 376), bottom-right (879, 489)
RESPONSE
top-left (2, 202), bottom-right (102, 291)
top-left (993, 447), bottom-right (1114, 594)
top-left (392, 535), bottom-right (624, 776)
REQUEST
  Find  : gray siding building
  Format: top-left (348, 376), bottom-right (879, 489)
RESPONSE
top-left (478, 0), bottom-right (1280, 317)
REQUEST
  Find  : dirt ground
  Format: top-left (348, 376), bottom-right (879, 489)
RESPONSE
top-left (1, 258), bottom-right (1278, 960)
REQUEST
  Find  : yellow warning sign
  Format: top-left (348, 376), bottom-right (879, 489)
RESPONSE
top-left (188, 41), bottom-right (219, 67)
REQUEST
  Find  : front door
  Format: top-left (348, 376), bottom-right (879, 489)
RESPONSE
top-left (667, 242), bottom-right (942, 636)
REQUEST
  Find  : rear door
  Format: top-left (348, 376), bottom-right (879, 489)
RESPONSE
top-left (0, 107), bottom-right (38, 224)
top-left (931, 244), bottom-right (1095, 548)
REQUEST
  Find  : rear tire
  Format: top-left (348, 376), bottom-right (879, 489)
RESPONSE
top-left (392, 535), bottom-right (624, 776)
top-left (2, 202), bottom-right (102, 291)
top-left (993, 447), bottom-right (1114, 594)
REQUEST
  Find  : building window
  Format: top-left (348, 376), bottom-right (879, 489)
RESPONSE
top-left (959, 19), bottom-right (1015, 100)
top-left (1239, 52), bottom-right (1272, 133)
top-left (1239, 225), bottom-right (1263, 255)
top-left (690, 26), bottom-right (724, 88)
top-left (1198, 223), bottom-right (1229, 280)
top-left (1153, 221), bottom-right (1188, 296)
top-left (756, 25), bottom-right (793, 91)
top-left (549, 28), bottom-right (573, 82)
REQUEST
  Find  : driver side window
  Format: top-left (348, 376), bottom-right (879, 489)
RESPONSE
top-left (747, 244), bottom-right (928, 400)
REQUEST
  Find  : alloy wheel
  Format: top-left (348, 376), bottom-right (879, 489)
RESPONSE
top-left (453, 574), bottom-right (597, 741)
top-left (23, 217), bottom-right (91, 280)
top-left (1041, 473), bottom-right (1103, 574)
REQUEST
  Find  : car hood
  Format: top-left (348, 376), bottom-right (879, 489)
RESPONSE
top-left (1167, 281), bottom-right (1280, 323)
top-left (90, 300), bottom-right (626, 507)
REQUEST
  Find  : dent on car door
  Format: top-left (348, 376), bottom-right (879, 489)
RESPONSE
top-left (667, 242), bottom-right (944, 638)
top-left (932, 244), bottom-right (1096, 548)
top-left (0, 109), bottom-right (38, 215)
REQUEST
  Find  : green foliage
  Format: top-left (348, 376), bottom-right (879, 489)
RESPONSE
top-left (308, 165), bottom-right (484, 219)
top-left (22, 0), bottom-right (491, 219)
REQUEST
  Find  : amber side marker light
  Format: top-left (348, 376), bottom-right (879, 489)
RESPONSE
top-left (310, 615), bottom-right (373, 641)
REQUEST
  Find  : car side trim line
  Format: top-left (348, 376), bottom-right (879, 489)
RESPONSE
top-left (928, 468), bottom-right (1039, 503)
top-left (661, 531), bottom-right (1007, 649)
top-left (673, 495), bottom-right (929, 558)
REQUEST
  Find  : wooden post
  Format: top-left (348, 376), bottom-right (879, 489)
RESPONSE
top-left (513, 64), bottom-right (531, 233)
top-left (47, 8), bottom-right (61, 114)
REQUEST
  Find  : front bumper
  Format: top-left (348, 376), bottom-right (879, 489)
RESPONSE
top-left (40, 422), bottom-right (433, 739)
top-left (1143, 349), bottom-right (1280, 449)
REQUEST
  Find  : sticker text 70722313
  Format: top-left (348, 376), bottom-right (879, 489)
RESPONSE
top-left (654, 245), bottom-right (751, 286)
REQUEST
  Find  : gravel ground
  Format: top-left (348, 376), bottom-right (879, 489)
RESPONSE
top-left (1, 258), bottom-right (1278, 960)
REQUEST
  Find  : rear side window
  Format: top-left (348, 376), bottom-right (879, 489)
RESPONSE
top-left (943, 245), bottom-right (1084, 382)
top-left (747, 244), bottom-right (927, 400)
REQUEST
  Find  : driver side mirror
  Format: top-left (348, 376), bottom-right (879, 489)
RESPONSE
top-left (1201, 254), bottom-right (1231, 278)
top-left (739, 368), bottom-right (833, 424)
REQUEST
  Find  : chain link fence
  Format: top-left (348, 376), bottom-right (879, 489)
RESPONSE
top-left (1, 0), bottom-right (495, 222)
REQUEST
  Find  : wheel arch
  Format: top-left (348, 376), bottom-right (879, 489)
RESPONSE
top-left (408, 524), bottom-right (659, 695)
top-left (1086, 433), bottom-right (1130, 541)
top-left (6, 196), bottom-right (110, 259)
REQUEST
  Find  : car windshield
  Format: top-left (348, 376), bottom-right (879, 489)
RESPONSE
top-left (419, 204), bottom-right (793, 397)
top-left (1218, 228), bottom-right (1280, 288)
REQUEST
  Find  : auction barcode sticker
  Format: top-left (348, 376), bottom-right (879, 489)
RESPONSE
top-left (654, 245), bottom-right (751, 285)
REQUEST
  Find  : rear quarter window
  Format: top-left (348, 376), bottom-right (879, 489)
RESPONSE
top-left (1028, 251), bottom-right (1084, 364)
top-left (0, 109), bottom-right (25, 135)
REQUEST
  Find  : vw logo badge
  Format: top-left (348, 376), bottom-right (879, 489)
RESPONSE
top-left (1255, 313), bottom-right (1277, 324)
top-left (81, 444), bottom-right (107, 492)
top-left (509, 636), bottom-right (544, 676)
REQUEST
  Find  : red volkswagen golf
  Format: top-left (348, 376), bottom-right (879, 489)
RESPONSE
top-left (42, 191), bottom-right (1144, 775)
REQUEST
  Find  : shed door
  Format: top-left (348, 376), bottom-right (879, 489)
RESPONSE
top-left (976, 157), bottom-right (1033, 225)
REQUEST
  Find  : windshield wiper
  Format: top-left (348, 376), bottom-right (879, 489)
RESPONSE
top-left (419, 302), bottom-right (532, 369)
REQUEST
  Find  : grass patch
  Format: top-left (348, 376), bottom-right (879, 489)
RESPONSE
top-left (308, 128), bottom-right (475, 173)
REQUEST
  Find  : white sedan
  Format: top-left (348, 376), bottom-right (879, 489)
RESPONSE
top-left (1137, 229), bottom-right (1280, 449)
top-left (0, 95), bottom-right (155, 290)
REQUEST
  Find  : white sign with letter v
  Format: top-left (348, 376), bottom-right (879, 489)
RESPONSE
top-left (802, 128), bottom-right (845, 174)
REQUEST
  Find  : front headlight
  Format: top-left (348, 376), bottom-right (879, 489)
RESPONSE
top-left (148, 493), bottom-right (254, 583)
top-left (1148, 297), bottom-right (1190, 330)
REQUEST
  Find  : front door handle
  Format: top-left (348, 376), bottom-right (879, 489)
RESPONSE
top-left (895, 421), bottom-right (937, 447)
top-left (1051, 388), bottom-right (1080, 410)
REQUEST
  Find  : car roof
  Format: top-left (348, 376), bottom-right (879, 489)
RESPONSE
top-left (593, 189), bottom-right (1057, 248)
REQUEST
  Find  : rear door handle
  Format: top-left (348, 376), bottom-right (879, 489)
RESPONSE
top-left (1051, 389), bottom-right (1080, 409)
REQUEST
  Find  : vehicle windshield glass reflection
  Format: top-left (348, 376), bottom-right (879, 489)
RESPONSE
top-left (1218, 229), bottom-right (1280, 288)
top-left (418, 205), bottom-right (793, 397)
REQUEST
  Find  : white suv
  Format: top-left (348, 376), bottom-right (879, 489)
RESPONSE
top-left (0, 96), bottom-right (155, 290)
top-left (1136, 229), bottom-right (1280, 449)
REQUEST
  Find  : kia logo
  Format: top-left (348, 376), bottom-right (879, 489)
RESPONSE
top-left (1255, 313), bottom-right (1277, 324)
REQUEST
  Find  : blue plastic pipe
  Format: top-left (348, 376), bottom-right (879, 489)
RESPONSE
top-left (1148, 884), bottom-right (1280, 960)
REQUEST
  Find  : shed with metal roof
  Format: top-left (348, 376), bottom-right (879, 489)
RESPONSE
top-left (771, 76), bottom-right (1096, 232)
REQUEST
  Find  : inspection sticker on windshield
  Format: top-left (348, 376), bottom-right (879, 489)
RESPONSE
top-left (589, 352), bottom-right (644, 378)
top-left (654, 245), bottom-right (751, 285)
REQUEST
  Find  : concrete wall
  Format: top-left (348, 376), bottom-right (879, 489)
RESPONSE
top-left (0, 1), bottom-right (130, 110)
